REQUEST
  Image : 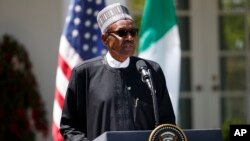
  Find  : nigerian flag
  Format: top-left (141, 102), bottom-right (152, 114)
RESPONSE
top-left (138, 0), bottom-right (181, 118)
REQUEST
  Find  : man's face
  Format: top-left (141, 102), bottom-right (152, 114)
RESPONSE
top-left (102, 19), bottom-right (138, 62)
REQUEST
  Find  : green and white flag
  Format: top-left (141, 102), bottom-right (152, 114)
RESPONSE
top-left (138, 0), bottom-right (181, 117)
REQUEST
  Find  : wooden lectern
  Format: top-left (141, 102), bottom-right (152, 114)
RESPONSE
top-left (93, 129), bottom-right (223, 141)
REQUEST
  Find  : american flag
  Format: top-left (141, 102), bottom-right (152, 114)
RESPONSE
top-left (52, 0), bottom-right (106, 140)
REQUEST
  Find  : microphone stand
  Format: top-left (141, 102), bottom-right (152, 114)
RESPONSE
top-left (147, 69), bottom-right (159, 127)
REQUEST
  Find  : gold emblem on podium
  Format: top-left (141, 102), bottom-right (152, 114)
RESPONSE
top-left (148, 124), bottom-right (187, 141)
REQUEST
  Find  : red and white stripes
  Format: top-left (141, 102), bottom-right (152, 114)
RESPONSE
top-left (52, 36), bottom-right (83, 141)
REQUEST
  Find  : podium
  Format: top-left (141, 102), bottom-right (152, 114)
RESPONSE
top-left (93, 129), bottom-right (223, 141)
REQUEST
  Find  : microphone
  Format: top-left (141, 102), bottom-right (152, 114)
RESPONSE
top-left (136, 60), bottom-right (159, 126)
top-left (136, 60), bottom-right (152, 89)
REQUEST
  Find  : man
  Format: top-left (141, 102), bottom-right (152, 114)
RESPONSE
top-left (60, 3), bottom-right (175, 141)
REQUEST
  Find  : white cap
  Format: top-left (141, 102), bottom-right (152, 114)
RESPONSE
top-left (97, 3), bottom-right (133, 33)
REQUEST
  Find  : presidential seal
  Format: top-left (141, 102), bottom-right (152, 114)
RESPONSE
top-left (148, 124), bottom-right (187, 141)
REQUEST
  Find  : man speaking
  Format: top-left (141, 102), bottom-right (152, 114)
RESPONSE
top-left (60, 3), bottom-right (175, 141)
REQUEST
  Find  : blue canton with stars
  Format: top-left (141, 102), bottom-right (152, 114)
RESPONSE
top-left (64, 0), bottom-right (106, 60)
